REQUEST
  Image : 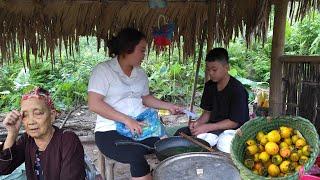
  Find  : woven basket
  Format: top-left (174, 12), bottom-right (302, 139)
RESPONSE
top-left (231, 116), bottom-right (319, 180)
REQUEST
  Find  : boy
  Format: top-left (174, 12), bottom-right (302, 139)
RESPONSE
top-left (175, 48), bottom-right (249, 136)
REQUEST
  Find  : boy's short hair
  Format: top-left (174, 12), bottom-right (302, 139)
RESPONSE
top-left (205, 48), bottom-right (229, 64)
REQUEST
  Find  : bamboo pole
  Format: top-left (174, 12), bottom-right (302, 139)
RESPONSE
top-left (205, 0), bottom-right (215, 82)
top-left (280, 55), bottom-right (320, 63)
top-left (189, 24), bottom-right (205, 124)
top-left (269, 0), bottom-right (288, 116)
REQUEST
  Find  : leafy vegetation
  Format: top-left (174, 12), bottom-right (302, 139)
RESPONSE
top-left (0, 38), bottom-right (106, 112)
top-left (285, 12), bottom-right (320, 55)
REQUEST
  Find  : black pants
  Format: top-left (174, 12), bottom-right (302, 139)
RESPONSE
top-left (95, 131), bottom-right (159, 177)
top-left (174, 126), bottom-right (224, 136)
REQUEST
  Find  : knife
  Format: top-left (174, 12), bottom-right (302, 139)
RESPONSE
top-left (182, 109), bottom-right (198, 119)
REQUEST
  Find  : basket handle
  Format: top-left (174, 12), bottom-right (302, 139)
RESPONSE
top-left (235, 128), bottom-right (243, 137)
top-left (157, 14), bottom-right (168, 28)
top-left (266, 116), bottom-right (272, 122)
top-left (266, 115), bottom-right (283, 122)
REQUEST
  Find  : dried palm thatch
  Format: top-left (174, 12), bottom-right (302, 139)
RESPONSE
top-left (0, 0), bottom-right (319, 68)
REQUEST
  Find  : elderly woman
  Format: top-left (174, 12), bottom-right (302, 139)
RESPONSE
top-left (0, 87), bottom-right (85, 180)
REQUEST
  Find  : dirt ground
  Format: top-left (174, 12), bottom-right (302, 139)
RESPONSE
top-left (0, 106), bottom-right (190, 180)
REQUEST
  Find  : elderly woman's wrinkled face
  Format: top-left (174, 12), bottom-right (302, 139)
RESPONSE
top-left (20, 98), bottom-right (55, 139)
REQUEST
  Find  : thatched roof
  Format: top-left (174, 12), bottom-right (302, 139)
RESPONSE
top-left (0, 0), bottom-right (319, 67)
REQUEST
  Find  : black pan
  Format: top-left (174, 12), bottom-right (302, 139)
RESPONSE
top-left (115, 136), bottom-right (210, 161)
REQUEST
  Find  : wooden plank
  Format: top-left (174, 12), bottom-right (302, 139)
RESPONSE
top-left (280, 55), bottom-right (320, 63)
top-left (79, 135), bottom-right (95, 143)
top-left (301, 81), bottom-right (320, 86)
top-left (285, 102), bottom-right (298, 107)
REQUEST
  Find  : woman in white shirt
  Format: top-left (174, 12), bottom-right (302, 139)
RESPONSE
top-left (88, 28), bottom-right (181, 180)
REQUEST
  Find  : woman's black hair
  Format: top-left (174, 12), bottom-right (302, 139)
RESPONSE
top-left (107, 28), bottom-right (146, 57)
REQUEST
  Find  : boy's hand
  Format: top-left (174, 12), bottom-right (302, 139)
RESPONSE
top-left (189, 121), bottom-right (199, 130)
top-left (190, 124), bottom-right (210, 136)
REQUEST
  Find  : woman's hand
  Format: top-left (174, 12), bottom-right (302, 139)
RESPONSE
top-left (124, 118), bottom-right (144, 135)
top-left (168, 104), bottom-right (183, 115)
top-left (3, 110), bottom-right (22, 135)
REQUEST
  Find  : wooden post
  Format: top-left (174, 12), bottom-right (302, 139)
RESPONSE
top-left (269, 0), bottom-right (288, 116)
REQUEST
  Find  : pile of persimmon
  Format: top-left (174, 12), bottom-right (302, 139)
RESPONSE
top-left (243, 126), bottom-right (312, 177)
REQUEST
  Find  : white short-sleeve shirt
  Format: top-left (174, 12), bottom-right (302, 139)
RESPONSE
top-left (88, 57), bottom-right (149, 132)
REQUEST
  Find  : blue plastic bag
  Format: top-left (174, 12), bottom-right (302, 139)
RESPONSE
top-left (116, 108), bottom-right (167, 141)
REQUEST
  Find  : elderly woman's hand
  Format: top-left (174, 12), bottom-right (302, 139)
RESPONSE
top-left (3, 110), bottom-right (22, 135)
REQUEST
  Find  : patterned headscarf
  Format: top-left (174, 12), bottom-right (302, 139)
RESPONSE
top-left (21, 87), bottom-right (55, 110)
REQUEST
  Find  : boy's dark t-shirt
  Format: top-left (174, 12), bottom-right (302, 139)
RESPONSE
top-left (200, 76), bottom-right (249, 128)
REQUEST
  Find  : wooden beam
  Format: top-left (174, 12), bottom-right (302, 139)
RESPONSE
top-left (280, 55), bottom-right (320, 63)
top-left (269, 0), bottom-right (288, 116)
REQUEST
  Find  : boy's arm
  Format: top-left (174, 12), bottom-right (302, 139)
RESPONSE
top-left (191, 118), bottom-right (238, 135)
top-left (206, 119), bottom-right (239, 131)
top-left (229, 87), bottom-right (250, 125)
top-left (196, 110), bottom-right (211, 125)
